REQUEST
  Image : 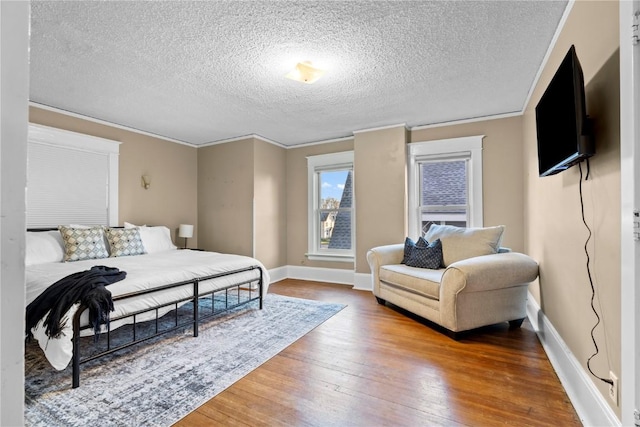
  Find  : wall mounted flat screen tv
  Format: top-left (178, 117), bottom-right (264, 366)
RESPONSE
top-left (535, 45), bottom-right (594, 177)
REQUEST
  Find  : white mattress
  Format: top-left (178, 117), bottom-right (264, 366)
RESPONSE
top-left (26, 249), bottom-right (270, 370)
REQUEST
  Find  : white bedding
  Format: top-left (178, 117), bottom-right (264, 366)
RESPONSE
top-left (26, 249), bottom-right (270, 370)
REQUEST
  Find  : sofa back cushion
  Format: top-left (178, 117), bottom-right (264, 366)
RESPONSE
top-left (424, 224), bottom-right (505, 267)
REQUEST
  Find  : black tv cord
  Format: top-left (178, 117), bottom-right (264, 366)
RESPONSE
top-left (578, 160), bottom-right (613, 387)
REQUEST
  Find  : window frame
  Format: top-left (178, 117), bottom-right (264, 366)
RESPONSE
top-left (407, 136), bottom-right (484, 239)
top-left (306, 151), bottom-right (355, 262)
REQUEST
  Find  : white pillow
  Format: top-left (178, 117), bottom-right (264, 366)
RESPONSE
top-left (25, 230), bottom-right (65, 265)
top-left (424, 224), bottom-right (505, 267)
top-left (124, 221), bottom-right (146, 228)
top-left (124, 222), bottom-right (176, 253)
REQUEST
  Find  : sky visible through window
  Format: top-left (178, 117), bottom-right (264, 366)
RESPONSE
top-left (320, 170), bottom-right (348, 202)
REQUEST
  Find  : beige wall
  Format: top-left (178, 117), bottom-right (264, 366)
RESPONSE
top-left (27, 108), bottom-right (286, 268)
top-left (254, 139), bottom-right (287, 269)
top-left (410, 115), bottom-right (525, 253)
top-left (27, 106), bottom-right (526, 277)
top-left (198, 139), bottom-right (254, 257)
top-left (286, 139), bottom-right (355, 269)
top-left (29, 106), bottom-right (198, 247)
top-left (286, 118), bottom-right (525, 274)
top-left (198, 137), bottom-right (287, 269)
top-left (354, 126), bottom-right (408, 274)
top-left (523, 0), bottom-right (620, 418)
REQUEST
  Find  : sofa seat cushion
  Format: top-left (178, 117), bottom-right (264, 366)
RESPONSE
top-left (380, 264), bottom-right (445, 300)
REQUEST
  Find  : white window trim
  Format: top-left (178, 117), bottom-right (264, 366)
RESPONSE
top-left (407, 135), bottom-right (484, 239)
top-left (306, 151), bottom-right (354, 262)
top-left (27, 123), bottom-right (120, 227)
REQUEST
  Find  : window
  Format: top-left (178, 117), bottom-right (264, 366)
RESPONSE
top-left (27, 123), bottom-right (120, 228)
top-left (408, 136), bottom-right (483, 238)
top-left (419, 159), bottom-right (468, 233)
top-left (307, 151), bottom-right (354, 262)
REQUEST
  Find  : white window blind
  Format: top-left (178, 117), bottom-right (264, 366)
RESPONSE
top-left (26, 124), bottom-right (120, 228)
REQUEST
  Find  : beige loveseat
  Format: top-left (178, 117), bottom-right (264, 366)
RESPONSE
top-left (366, 225), bottom-right (539, 338)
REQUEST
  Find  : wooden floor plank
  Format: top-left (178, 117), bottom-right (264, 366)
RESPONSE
top-left (176, 279), bottom-right (580, 426)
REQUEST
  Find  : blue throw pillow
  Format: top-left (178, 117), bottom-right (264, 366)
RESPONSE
top-left (405, 238), bottom-right (443, 269)
top-left (401, 236), bottom-right (428, 264)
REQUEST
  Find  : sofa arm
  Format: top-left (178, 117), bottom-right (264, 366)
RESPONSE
top-left (442, 252), bottom-right (539, 295)
top-left (366, 244), bottom-right (404, 295)
top-left (367, 244), bottom-right (404, 268)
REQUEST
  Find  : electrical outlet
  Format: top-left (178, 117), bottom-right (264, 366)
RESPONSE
top-left (608, 371), bottom-right (619, 406)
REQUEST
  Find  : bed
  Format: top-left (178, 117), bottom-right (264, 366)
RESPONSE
top-left (26, 225), bottom-right (270, 388)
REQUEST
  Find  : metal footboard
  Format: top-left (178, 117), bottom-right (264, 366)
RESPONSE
top-left (71, 265), bottom-right (263, 388)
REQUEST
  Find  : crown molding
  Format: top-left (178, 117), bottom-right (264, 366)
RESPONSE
top-left (199, 133), bottom-right (287, 149)
top-left (520, 0), bottom-right (575, 113)
top-left (410, 111), bottom-right (522, 131)
top-left (285, 135), bottom-right (355, 149)
top-left (30, 102), bottom-right (531, 151)
top-left (352, 123), bottom-right (408, 134)
top-left (29, 102), bottom-right (197, 147)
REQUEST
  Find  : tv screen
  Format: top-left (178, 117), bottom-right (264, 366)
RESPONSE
top-left (535, 45), bottom-right (594, 177)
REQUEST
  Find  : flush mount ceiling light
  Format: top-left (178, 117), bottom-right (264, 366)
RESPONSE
top-left (285, 61), bottom-right (326, 84)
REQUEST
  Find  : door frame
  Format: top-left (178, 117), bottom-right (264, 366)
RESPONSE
top-left (619, 1), bottom-right (639, 425)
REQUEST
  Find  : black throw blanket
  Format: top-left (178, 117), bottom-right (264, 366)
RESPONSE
top-left (26, 266), bottom-right (127, 339)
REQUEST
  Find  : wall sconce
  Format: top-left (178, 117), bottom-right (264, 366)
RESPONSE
top-left (141, 175), bottom-right (151, 190)
top-left (178, 224), bottom-right (194, 249)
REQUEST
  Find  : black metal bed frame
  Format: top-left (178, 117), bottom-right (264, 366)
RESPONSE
top-left (26, 228), bottom-right (265, 388)
top-left (70, 265), bottom-right (264, 388)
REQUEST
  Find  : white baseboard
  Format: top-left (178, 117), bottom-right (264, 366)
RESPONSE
top-left (526, 292), bottom-right (620, 427)
top-left (267, 266), bottom-right (288, 284)
top-left (286, 265), bottom-right (354, 286)
top-left (269, 266), bottom-right (372, 290)
top-left (353, 272), bottom-right (373, 291)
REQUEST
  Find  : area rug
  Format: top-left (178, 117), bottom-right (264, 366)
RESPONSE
top-left (24, 293), bottom-right (346, 427)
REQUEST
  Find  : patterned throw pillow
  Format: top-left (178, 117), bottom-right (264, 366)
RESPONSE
top-left (59, 226), bottom-right (109, 262)
top-left (405, 238), bottom-right (443, 269)
top-left (104, 227), bottom-right (146, 257)
top-left (401, 236), bottom-right (428, 264)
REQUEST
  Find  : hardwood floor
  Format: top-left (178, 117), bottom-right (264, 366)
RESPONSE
top-left (175, 279), bottom-right (581, 426)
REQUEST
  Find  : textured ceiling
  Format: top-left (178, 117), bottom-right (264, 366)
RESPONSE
top-left (29, 1), bottom-right (568, 147)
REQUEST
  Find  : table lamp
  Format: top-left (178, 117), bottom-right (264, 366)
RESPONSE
top-left (178, 224), bottom-right (194, 249)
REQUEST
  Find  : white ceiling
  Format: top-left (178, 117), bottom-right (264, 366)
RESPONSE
top-left (29, 1), bottom-right (568, 147)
